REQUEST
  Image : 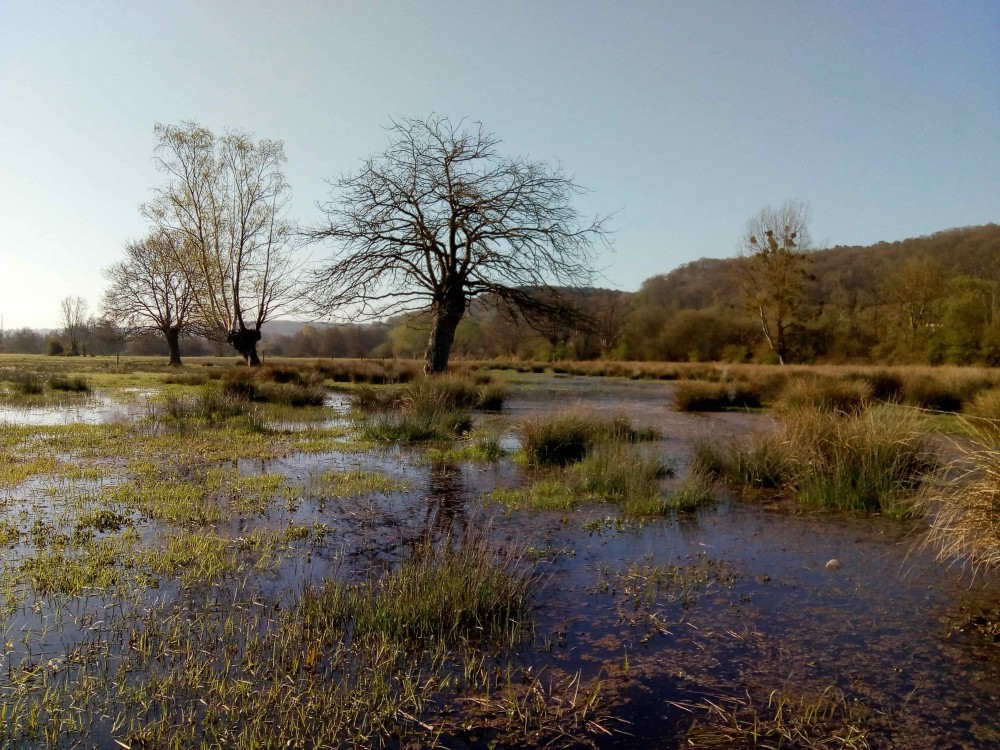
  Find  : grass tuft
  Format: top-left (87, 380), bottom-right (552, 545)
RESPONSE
top-left (693, 405), bottom-right (933, 516)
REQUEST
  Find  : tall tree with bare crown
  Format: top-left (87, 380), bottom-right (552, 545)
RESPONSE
top-left (307, 115), bottom-right (611, 374)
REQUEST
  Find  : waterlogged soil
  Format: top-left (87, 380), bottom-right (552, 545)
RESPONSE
top-left (2, 373), bottom-right (999, 748)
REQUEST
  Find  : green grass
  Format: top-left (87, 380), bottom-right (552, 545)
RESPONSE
top-left (684, 687), bottom-right (873, 749)
top-left (693, 405), bottom-right (933, 517)
top-left (519, 411), bottom-right (659, 466)
top-left (359, 408), bottom-right (472, 442)
top-left (302, 533), bottom-right (534, 646)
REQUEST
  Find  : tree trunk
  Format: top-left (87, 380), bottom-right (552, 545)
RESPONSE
top-left (165, 327), bottom-right (183, 367)
top-left (227, 328), bottom-right (263, 367)
top-left (424, 289), bottom-right (466, 374)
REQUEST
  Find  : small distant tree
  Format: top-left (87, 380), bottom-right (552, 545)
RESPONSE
top-left (102, 231), bottom-right (197, 366)
top-left (142, 122), bottom-right (300, 366)
top-left (59, 296), bottom-right (89, 356)
top-left (308, 115), bottom-right (611, 374)
top-left (93, 316), bottom-right (129, 365)
top-left (737, 200), bottom-right (813, 365)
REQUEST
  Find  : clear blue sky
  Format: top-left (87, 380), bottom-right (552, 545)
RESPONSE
top-left (1, 0), bottom-right (997, 330)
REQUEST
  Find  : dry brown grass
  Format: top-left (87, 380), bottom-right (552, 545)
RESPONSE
top-left (920, 430), bottom-right (1000, 574)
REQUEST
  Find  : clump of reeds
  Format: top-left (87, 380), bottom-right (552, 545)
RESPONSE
top-left (519, 411), bottom-right (659, 466)
top-left (9, 372), bottom-right (44, 395)
top-left (693, 404), bottom-right (933, 516)
top-left (217, 368), bottom-right (326, 407)
top-left (573, 442), bottom-right (671, 503)
top-left (303, 532), bottom-right (534, 645)
top-left (964, 387), bottom-right (1000, 425)
top-left (919, 433), bottom-right (1000, 574)
top-left (351, 374), bottom-right (507, 415)
top-left (48, 375), bottom-right (91, 393)
top-left (360, 409), bottom-right (472, 442)
top-left (861, 369), bottom-right (904, 403)
top-left (162, 371), bottom-right (209, 386)
top-left (673, 380), bottom-right (764, 412)
top-left (314, 358), bottom-right (420, 384)
top-left (774, 376), bottom-right (872, 415)
top-left (692, 433), bottom-right (791, 490)
top-left (352, 373), bottom-right (505, 442)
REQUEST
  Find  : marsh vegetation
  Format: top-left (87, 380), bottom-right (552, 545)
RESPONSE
top-left (1, 354), bottom-right (999, 748)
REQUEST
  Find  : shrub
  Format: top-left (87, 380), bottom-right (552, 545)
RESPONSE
top-left (46, 339), bottom-right (64, 356)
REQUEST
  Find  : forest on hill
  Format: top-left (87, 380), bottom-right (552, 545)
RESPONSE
top-left (4, 224), bottom-right (999, 366)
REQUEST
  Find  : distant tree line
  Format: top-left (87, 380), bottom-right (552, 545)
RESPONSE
top-left (5, 222), bottom-right (997, 365)
top-left (5, 221), bottom-right (998, 366)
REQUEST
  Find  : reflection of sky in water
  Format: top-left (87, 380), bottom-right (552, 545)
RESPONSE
top-left (1, 375), bottom-right (998, 747)
top-left (0, 390), bottom-right (352, 427)
top-left (0, 392), bottom-right (145, 425)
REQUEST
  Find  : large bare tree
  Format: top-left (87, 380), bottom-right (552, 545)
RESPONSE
top-left (59, 295), bottom-right (89, 356)
top-left (307, 115), bottom-right (611, 373)
top-left (737, 200), bottom-right (813, 365)
top-left (142, 122), bottom-right (299, 365)
top-left (101, 231), bottom-right (198, 366)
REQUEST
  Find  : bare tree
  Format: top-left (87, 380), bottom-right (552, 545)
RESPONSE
top-left (307, 115), bottom-right (611, 374)
top-left (101, 231), bottom-right (198, 366)
top-left (737, 200), bottom-right (813, 365)
top-left (59, 295), bottom-right (89, 356)
top-left (142, 122), bottom-right (299, 366)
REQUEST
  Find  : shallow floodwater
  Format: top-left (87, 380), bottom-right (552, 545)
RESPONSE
top-left (2, 373), bottom-right (999, 748)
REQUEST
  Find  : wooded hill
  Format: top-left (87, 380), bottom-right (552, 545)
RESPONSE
top-left (619, 223), bottom-right (1000, 364)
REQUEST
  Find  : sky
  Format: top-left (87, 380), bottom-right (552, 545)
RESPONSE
top-left (1, 1), bottom-right (997, 330)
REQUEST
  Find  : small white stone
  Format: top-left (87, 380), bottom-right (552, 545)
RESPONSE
top-left (825, 558), bottom-right (842, 571)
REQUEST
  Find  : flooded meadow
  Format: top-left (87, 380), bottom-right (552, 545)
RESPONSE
top-left (1, 362), bottom-right (998, 748)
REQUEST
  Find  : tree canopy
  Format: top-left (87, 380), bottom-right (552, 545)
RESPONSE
top-left (308, 115), bottom-right (611, 373)
top-left (142, 122), bottom-right (300, 365)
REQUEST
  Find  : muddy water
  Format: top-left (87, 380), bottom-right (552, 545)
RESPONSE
top-left (257, 375), bottom-right (1000, 747)
top-left (2, 374), bottom-right (999, 748)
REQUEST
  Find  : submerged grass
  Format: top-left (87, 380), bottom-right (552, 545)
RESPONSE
top-left (684, 687), bottom-right (873, 749)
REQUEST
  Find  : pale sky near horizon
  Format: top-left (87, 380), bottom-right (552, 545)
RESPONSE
top-left (1, 1), bottom-right (997, 330)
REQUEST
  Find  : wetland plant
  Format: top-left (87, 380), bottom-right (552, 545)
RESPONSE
top-left (920, 434), bottom-right (1000, 573)
top-left (673, 379), bottom-right (764, 412)
top-left (694, 405), bottom-right (933, 516)
top-left (8, 371), bottom-right (45, 395)
top-left (684, 687), bottom-right (873, 749)
top-left (48, 374), bottom-right (91, 392)
top-left (774, 376), bottom-right (872, 415)
top-left (519, 411), bottom-right (659, 466)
